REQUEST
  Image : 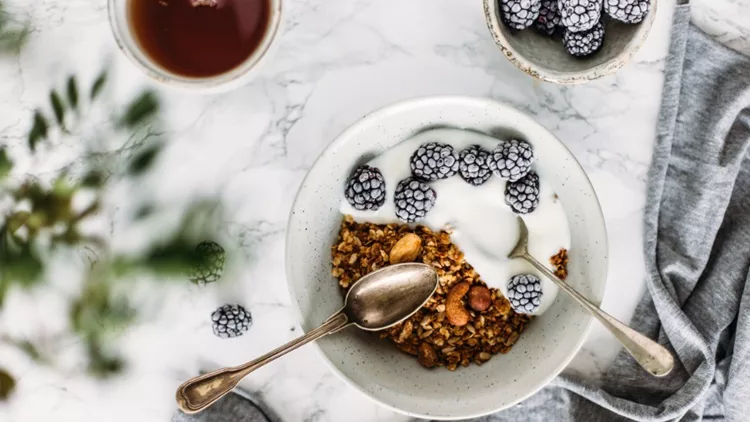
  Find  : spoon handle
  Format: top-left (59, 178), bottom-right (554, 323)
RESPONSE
top-left (522, 253), bottom-right (675, 377)
top-left (176, 312), bottom-right (349, 414)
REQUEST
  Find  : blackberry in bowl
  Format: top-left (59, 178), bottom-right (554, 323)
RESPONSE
top-left (483, 0), bottom-right (656, 83)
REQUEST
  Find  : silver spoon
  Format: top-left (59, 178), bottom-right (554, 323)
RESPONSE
top-left (509, 217), bottom-right (675, 377)
top-left (175, 263), bottom-right (439, 414)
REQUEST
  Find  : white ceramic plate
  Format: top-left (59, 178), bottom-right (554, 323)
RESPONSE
top-left (286, 96), bottom-right (608, 419)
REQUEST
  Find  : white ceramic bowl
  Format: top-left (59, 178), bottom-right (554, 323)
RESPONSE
top-left (483, 0), bottom-right (657, 84)
top-left (286, 96), bottom-right (608, 419)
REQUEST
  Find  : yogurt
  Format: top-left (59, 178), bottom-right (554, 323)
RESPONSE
top-left (340, 128), bottom-right (570, 315)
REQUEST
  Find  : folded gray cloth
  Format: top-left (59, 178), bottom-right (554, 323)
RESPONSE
top-left (474, 4), bottom-right (750, 422)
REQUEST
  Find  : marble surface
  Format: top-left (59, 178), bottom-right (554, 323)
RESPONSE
top-left (0, 0), bottom-right (748, 421)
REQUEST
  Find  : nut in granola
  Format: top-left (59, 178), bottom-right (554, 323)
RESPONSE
top-left (389, 233), bottom-right (422, 264)
top-left (418, 342), bottom-right (438, 368)
top-left (468, 285), bottom-right (492, 312)
top-left (445, 282), bottom-right (471, 327)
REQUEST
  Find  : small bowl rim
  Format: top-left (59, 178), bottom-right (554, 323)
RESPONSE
top-left (284, 95), bottom-right (609, 419)
top-left (483, 0), bottom-right (658, 84)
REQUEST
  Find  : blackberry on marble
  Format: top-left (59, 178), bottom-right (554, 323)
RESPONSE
top-left (211, 304), bottom-right (252, 338)
top-left (505, 171), bottom-right (540, 214)
top-left (344, 165), bottom-right (386, 211)
top-left (458, 145), bottom-right (493, 186)
top-left (189, 241), bottom-right (225, 285)
top-left (563, 22), bottom-right (604, 56)
top-left (410, 142), bottom-right (459, 181)
top-left (604, 0), bottom-right (650, 24)
top-left (394, 178), bottom-right (437, 223)
top-left (490, 139), bottom-right (534, 182)
top-left (501, 0), bottom-right (542, 30)
top-left (535, 0), bottom-right (561, 35)
top-left (559, 0), bottom-right (602, 33)
top-left (507, 274), bottom-right (543, 314)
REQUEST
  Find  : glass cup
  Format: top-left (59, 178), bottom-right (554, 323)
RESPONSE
top-left (108, 0), bottom-right (283, 92)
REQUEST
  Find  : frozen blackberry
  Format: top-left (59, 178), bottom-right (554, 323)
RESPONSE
top-left (559, 0), bottom-right (602, 33)
top-left (604, 0), bottom-right (650, 24)
top-left (410, 142), bottom-right (459, 181)
top-left (344, 165), bottom-right (386, 211)
top-left (505, 171), bottom-right (540, 214)
top-left (490, 139), bottom-right (534, 182)
top-left (394, 178), bottom-right (437, 223)
top-left (507, 274), bottom-right (543, 314)
top-left (563, 22), bottom-right (604, 56)
top-left (189, 241), bottom-right (225, 285)
top-left (458, 145), bottom-right (493, 186)
top-left (211, 304), bottom-right (252, 338)
top-left (535, 0), bottom-right (561, 35)
top-left (501, 0), bottom-right (542, 30)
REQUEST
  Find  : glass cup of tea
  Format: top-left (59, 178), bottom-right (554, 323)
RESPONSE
top-left (108, 0), bottom-right (282, 92)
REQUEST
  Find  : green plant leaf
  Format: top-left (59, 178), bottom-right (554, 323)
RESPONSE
top-left (0, 243), bottom-right (43, 287)
top-left (66, 76), bottom-right (78, 110)
top-left (7, 211), bottom-right (29, 234)
top-left (50, 90), bottom-right (65, 126)
top-left (90, 71), bottom-right (107, 100)
top-left (0, 147), bottom-right (11, 180)
top-left (134, 204), bottom-right (154, 220)
top-left (0, 368), bottom-right (15, 401)
top-left (28, 110), bottom-right (48, 150)
top-left (17, 340), bottom-right (43, 362)
top-left (71, 280), bottom-right (134, 337)
top-left (119, 91), bottom-right (159, 128)
top-left (127, 145), bottom-right (161, 175)
top-left (0, 3), bottom-right (28, 55)
top-left (81, 170), bottom-right (105, 188)
top-left (86, 339), bottom-right (125, 378)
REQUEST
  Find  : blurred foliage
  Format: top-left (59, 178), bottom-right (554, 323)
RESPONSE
top-left (0, 2), bottom-right (28, 54)
top-left (0, 2), bottom-right (226, 396)
top-left (0, 368), bottom-right (14, 400)
top-left (0, 69), bottom-right (220, 391)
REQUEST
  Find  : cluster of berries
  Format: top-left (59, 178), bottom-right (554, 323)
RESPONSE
top-left (501, 0), bottom-right (651, 57)
top-left (344, 138), bottom-right (542, 223)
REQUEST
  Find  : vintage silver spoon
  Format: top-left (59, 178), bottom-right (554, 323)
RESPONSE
top-left (509, 217), bottom-right (675, 377)
top-left (176, 263), bottom-right (439, 414)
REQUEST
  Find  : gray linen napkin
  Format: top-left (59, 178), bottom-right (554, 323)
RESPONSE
top-left (474, 3), bottom-right (750, 422)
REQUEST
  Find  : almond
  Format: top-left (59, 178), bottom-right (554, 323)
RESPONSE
top-left (389, 233), bottom-right (422, 264)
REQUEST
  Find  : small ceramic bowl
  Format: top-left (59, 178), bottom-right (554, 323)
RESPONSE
top-left (483, 0), bottom-right (657, 84)
top-left (286, 96), bottom-right (608, 419)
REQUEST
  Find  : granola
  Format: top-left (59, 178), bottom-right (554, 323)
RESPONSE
top-left (331, 215), bottom-right (569, 370)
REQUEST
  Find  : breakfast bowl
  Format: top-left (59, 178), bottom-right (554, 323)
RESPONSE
top-left (286, 96), bottom-right (608, 419)
top-left (483, 0), bottom-right (658, 84)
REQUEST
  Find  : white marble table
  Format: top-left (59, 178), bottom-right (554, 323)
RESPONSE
top-left (0, 0), bottom-right (748, 421)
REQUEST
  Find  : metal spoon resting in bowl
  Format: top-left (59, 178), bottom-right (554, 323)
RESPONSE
top-left (509, 217), bottom-right (675, 377)
top-left (176, 263), bottom-right (439, 414)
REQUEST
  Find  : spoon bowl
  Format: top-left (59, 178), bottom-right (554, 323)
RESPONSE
top-left (346, 263), bottom-right (438, 330)
top-left (176, 263), bottom-right (438, 414)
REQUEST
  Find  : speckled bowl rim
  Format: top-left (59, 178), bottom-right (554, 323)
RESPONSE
top-left (483, 0), bottom-right (658, 84)
top-left (285, 96), bottom-right (609, 419)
